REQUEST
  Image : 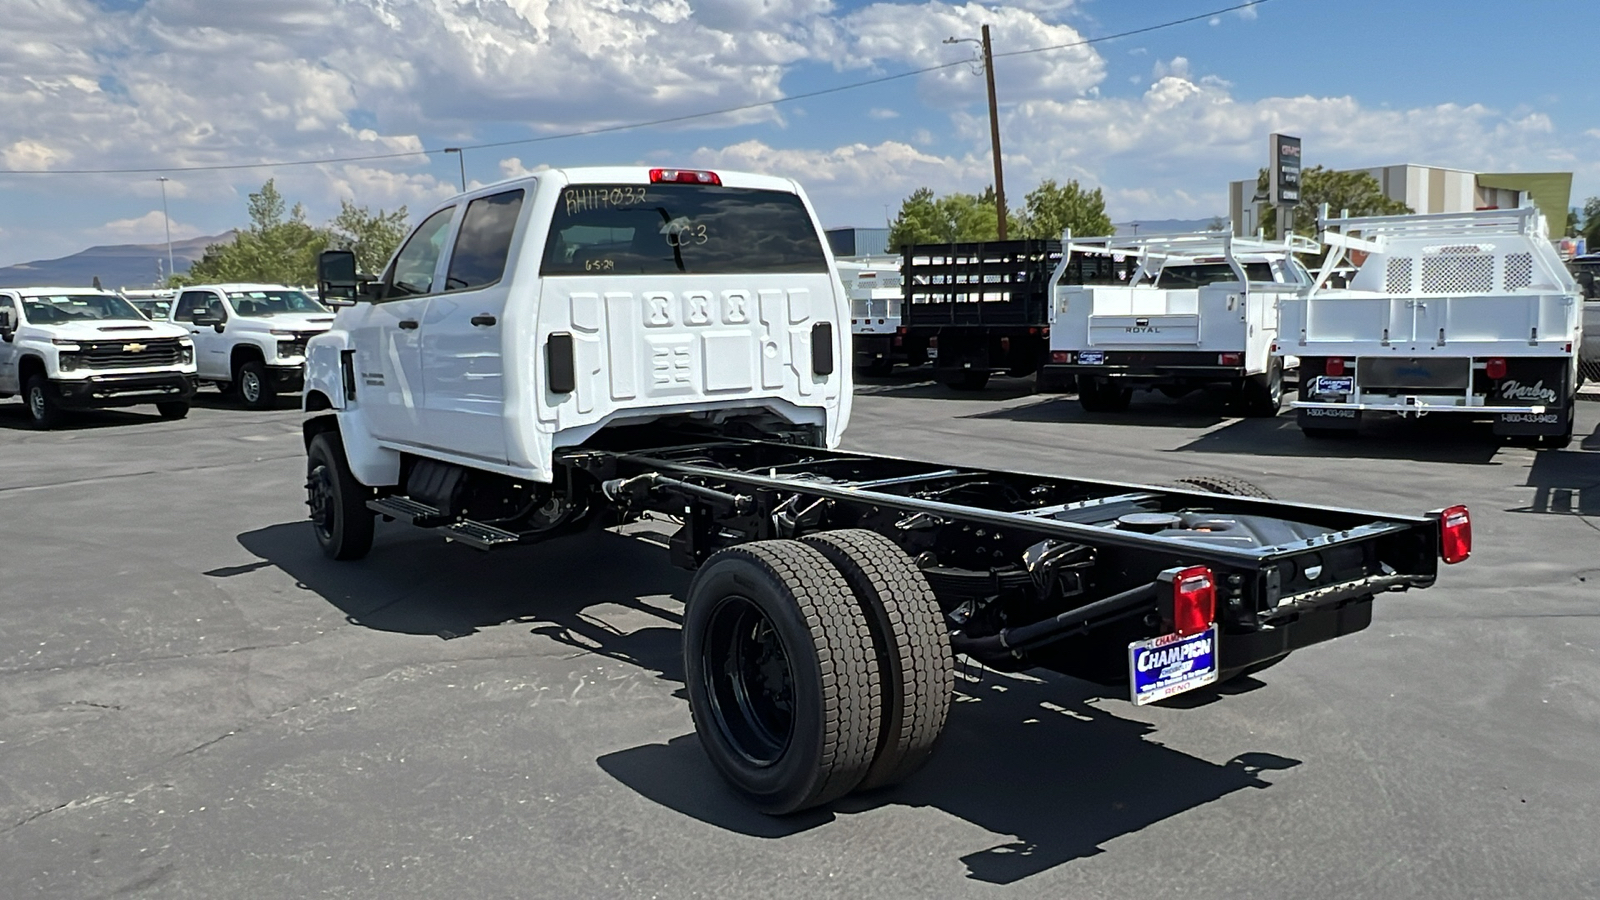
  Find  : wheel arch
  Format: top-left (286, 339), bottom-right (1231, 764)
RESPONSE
top-left (18, 353), bottom-right (46, 382)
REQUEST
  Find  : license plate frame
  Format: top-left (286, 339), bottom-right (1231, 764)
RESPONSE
top-left (1078, 349), bottom-right (1105, 365)
top-left (1128, 625), bottom-right (1219, 705)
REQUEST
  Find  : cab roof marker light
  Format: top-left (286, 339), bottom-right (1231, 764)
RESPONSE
top-left (649, 169), bottom-right (721, 186)
top-left (1436, 505), bottom-right (1471, 564)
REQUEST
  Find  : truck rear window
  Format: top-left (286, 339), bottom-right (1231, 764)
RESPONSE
top-left (541, 184), bottom-right (828, 276)
top-left (1156, 262), bottom-right (1275, 287)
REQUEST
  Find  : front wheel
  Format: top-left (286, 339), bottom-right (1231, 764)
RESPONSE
top-left (306, 430), bottom-right (375, 560)
top-left (24, 375), bottom-right (63, 430)
top-left (237, 360), bottom-right (275, 410)
top-left (156, 401), bottom-right (190, 420)
top-left (684, 540), bottom-right (881, 814)
top-left (1238, 361), bottom-right (1284, 417)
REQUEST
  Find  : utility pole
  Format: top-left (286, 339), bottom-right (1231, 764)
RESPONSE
top-left (157, 177), bottom-right (175, 286)
top-left (444, 148), bottom-right (466, 192)
top-left (981, 25), bottom-right (1006, 240)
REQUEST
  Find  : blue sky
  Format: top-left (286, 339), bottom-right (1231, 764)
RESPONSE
top-left (2, 0), bottom-right (1597, 273)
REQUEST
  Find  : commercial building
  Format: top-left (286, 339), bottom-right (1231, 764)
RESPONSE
top-left (1228, 165), bottom-right (1572, 237)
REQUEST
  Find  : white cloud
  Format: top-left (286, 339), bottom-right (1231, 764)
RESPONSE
top-left (868, 108), bottom-right (900, 120)
top-left (90, 210), bottom-right (203, 243)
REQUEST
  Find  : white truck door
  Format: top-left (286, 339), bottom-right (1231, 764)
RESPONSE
top-left (0, 294), bottom-right (18, 393)
top-left (173, 290), bottom-right (229, 379)
top-left (353, 205), bottom-right (455, 443)
top-left (421, 188), bottom-right (523, 464)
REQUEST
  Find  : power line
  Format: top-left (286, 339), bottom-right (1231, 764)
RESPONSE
top-left (0, 0), bottom-right (1271, 177)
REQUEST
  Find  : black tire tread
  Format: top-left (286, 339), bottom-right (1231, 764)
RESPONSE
top-left (688, 540), bottom-right (880, 812)
top-left (801, 530), bottom-right (953, 791)
top-left (307, 430), bottom-right (375, 561)
top-left (1169, 475), bottom-right (1274, 499)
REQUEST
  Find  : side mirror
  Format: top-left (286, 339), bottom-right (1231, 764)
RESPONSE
top-left (0, 307), bottom-right (12, 340)
top-left (192, 312), bottom-right (222, 328)
top-left (318, 250), bottom-right (359, 305)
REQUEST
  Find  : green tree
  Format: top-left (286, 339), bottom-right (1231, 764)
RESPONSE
top-left (171, 180), bottom-right (408, 287)
top-left (1254, 165), bottom-right (1411, 239)
top-left (1016, 178), bottom-right (1112, 239)
top-left (328, 200), bottom-right (409, 276)
top-left (1580, 196), bottom-right (1600, 249)
top-left (887, 186), bottom-right (1020, 250)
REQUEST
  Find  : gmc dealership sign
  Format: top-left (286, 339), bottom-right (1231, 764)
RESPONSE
top-left (1269, 133), bottom-right (1301, 205)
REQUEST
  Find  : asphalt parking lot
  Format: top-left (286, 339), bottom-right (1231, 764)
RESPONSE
top-left (2, 382), bottom-right (1598, 899)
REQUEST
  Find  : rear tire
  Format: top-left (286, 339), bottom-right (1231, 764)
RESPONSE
top-left (801, 530), bottom-right (953, 792)
top-left (943, 370), bottom-right (990, 391)
top-left (1239, 360), bottom-right (1285, 417)
top-left (684, 541), bottom-right (881, 814)
top-left (1078, 376), bottom-right (1132, 412)
top-left (237, 360), bottom-right (275, 410)
top-left (1301, 426), bottom-right (1353, 439)
top-left (1537, 400), bottom-right (1576, 449)
top-left (1169, 475), bottom-right (1274, 499)
top-left (156, 401), bottom-right (190, 420)
top-left (24, 375), bottom-right (62, 430)
top-left (306, 430), bottom-right (375, 561)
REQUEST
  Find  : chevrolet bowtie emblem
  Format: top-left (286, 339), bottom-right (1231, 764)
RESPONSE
top-left (124, 342), bottom-right (146, 353)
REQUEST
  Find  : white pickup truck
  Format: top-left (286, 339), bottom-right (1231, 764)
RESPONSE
top-left (836, 255), bottom-right (904, 375)
top-left (1042, 231), bottom-right (1315, 415)
top-left (168, 283), bottom-right (335, 409)
top-left (0, 286), bottom-right (197, 428)
top-left (1281, 207), bottom-right (1582, 447)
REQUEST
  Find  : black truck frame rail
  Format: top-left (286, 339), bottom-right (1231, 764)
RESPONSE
top-left (557, 439), bottom-right (1446, 683)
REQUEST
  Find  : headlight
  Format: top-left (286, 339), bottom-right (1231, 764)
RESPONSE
top-left (51, 340), bottom-right (81, 350)
top-left (57, 353), bottom-right (83, 372)
top-left (178, 344), bottom-right (194, 364)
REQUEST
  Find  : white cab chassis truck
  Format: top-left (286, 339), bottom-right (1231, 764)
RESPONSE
top-left (168, 284), bottom-right (335, 409)
top-left (835, 255), bottom-right (905, 375)
top-left (1042, 231), bottom-right (1315, 416)
top-left (299, 166), bottom-right (1465, 815)
top-left (1281, 207), bottom-right (1582, 447)
top-left (0, 287), bottom-right (197, 428)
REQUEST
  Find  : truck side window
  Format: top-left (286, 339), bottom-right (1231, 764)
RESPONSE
top-left (174, 291), bottom-right (211, 322)
top-left (444, 190), bottom-right (524, 292)
top-left (384, 207), bottom-right (456, 298)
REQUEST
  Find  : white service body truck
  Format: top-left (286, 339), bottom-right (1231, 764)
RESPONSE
top-left (835, 255), bottom-right (904, 375)
top-left (168, 283), bottom-right (335, 409)
top-left (296, 166), bottom-right (1467, 817)
top-left (1281, 207), bottom-right (1582, 446)
top-left (1042, 232), bottom-right (1314, 415)
top-left (0, 287), bottom-right (197, 428)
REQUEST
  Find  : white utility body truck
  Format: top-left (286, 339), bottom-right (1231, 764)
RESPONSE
top-left (835, 255), bottom-right (904, 375)
top-left (1282, 207), bottom-right (1582, 446)
top-left (0, 286), bottom-right (197, 428)
top-left (168, 283), bottom-right (335, 409)
top-left (1042, 231), bottom-right (1315, 415)
top-left (299, 166), bottom-right (1467, 816)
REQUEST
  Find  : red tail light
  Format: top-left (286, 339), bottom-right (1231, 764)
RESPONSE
top-left (1325, 357), bottom-right (1347, 376)
top-left (649, 168), bottom-right (721, 185)
top-left (1484, 357), bottom-right (1507, 379)
top-left (1218, 352), bottom-right (1243, 366)
top-left (928, 336), bottom-right (939, 348)
top-left (1438, 505), bottom-right (1471, 564)
top-left (1051, 350), bottom-right (1071, 363)
top-left (1170, 566), bottom-right (1216, 636)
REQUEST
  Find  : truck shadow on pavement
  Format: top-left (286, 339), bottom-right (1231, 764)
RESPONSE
top-left (1508, 447), bottom-right (1600, 517)
top-left (855, 373), bottom-right (1041, 402)
top-left (600, 669), bottom-right (1298, 884)
top-left (1173, 414), bottom-right (1506, 464)
top-left (239, 519), bottom-right (1299, 885)
top-left (0, 399), bottom-right (161, 431)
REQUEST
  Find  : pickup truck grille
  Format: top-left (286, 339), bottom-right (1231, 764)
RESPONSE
top-left (78, 338), bottom-right (183, 369)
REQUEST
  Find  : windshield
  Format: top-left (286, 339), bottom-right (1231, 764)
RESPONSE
top-left (226, 289), bottom-right (328, 317)
top-left (1155, 262), bottom-right (1276, 288)
top-left (21, 293), bottom-right (144, 323)
top-left (541, 183), bottom-right (828, 276)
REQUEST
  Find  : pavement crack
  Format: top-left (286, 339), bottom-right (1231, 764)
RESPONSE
top-left (0, 641), bottom-right (303, 678)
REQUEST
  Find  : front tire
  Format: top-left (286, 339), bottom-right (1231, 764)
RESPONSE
top-left (801, 530), bottom-right (953, 792)
top-left (24, 375), bottom-right (62, 430)
top-left (1238, 360), bottom-right (1285, 417)
top-left (306, 430), bottom-right (375, 561)
top-left (684, 540), bottom-right (881, 814)
top-left (237, 360), bottom-right (275, 410)
top-left (156, 401), bottom-right (190, 420)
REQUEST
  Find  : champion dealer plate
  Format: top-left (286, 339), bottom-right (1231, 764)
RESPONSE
top-left (1128, 625), bottom-right (1219, 705)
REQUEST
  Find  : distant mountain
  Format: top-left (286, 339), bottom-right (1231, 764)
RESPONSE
top-left (1113, 218), bottom-right (1226, 237)
top-left (0, 231), bottom-right (235, 289)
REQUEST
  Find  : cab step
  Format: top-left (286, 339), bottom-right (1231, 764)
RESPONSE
top-left (367, 496), bottom-right (521, 550)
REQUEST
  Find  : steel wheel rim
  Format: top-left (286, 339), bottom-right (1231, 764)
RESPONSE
top-left (241, 371), bottom-right (261, 404)
top-left (306, 463), bottom-right (336, 543)
top-left (702, 595), bottom-right (795, 767)
top-left (28, 386), bottom-right (45, 422)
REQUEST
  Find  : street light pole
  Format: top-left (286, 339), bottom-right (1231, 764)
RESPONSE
top-left (157, 176), bottom-right (175, 286)
top-left (444, 148), bottom-right (466, 192)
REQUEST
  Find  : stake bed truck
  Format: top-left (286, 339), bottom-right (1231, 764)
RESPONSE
top-left (300, 167), bottom-right (1469, 814)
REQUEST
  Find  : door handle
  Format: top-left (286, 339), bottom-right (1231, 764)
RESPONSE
top-left (470, 314), bottom-right (497, 327)
top-left (398, 319), bottom-right (419, 330)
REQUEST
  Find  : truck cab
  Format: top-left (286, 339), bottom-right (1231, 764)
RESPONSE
top-left (1043, 231), bottom-right (1315, 415)
top-left (302, 166), bottom-right (850, 552)
top-left (0, 287), bottom-right (197, 428)
top-left (168, 284), bottom-right (335, 409)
